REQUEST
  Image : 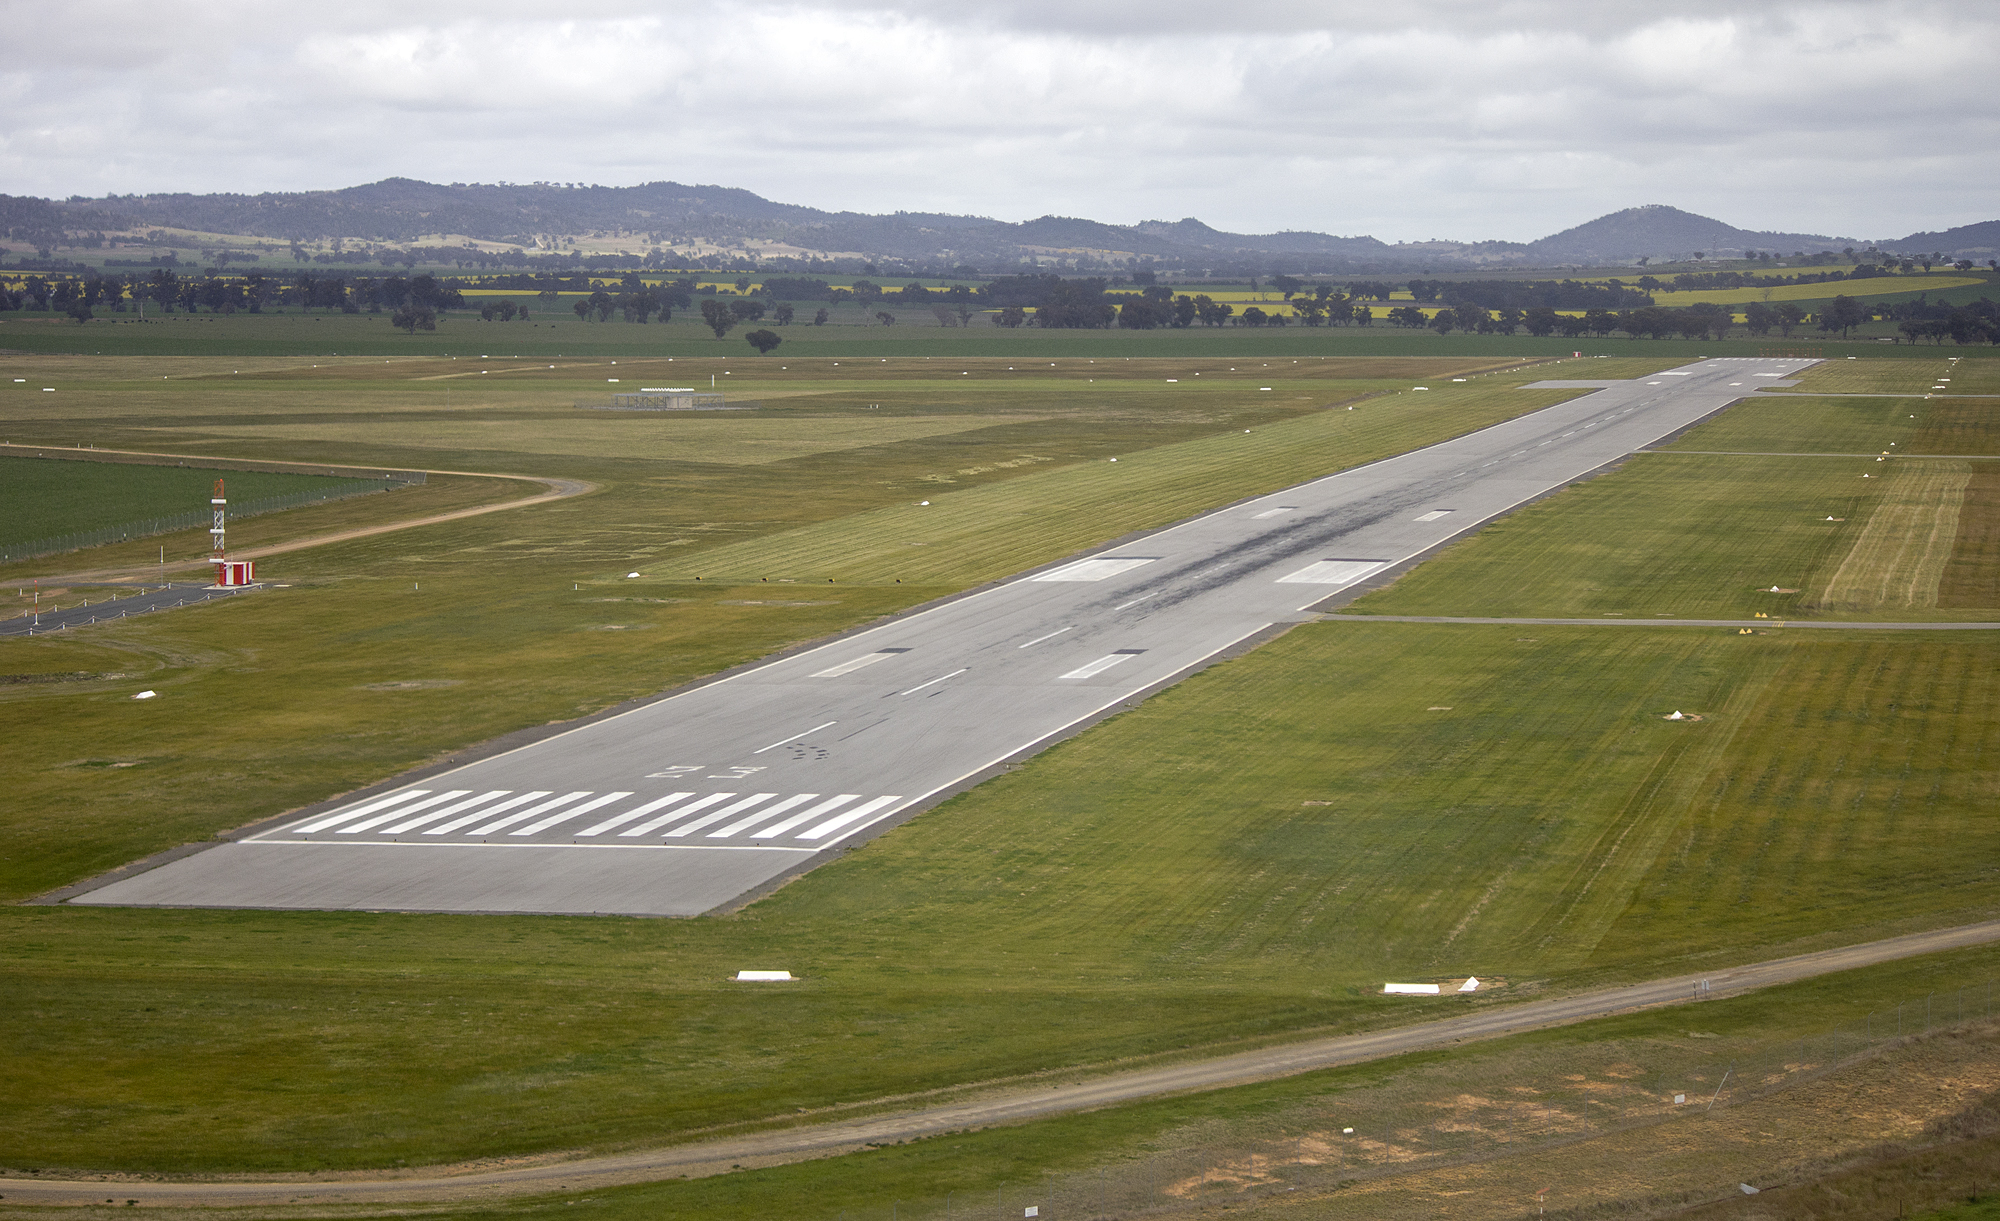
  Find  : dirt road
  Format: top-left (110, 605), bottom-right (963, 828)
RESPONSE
top-left (7, 918), bottom-right (1998, 1207)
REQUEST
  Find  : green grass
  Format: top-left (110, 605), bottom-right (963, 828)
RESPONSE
top-left (1347, 452), bottom-right (1883, 620)
top-left (7, 622), bottom-right (2000, 1171)
top-left (0, 455), bottom-right (391, 548)
top-left (6, 354), bottom-right (2000, 1187)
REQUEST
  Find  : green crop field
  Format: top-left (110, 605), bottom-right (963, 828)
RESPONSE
top-left (0, 456), bottom-right (394, 549)
top-left (3, 354), bottom-right (1999, 1212)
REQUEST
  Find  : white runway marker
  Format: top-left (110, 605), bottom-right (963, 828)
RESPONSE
top-left (798, 795), bottom-right (904, 840)
top-left (511, 791), bottom-right (633, 835)
top-left (1413, 510), bottom-right (1454, 522)
top-left (665, 793), bottom-right (778, 837)
top-left (709, 793), bottom-right (821, 837)
top-left (1251, 506), bottom-right (1299, 519)
top-left (620, 792), bottom-right (734, 836)
top-left (445, 791), bottom-right (587, 836)
top-left (1060, 650), bottom-right (1144, 680)
top-left (755, 794), bottom-right (860, 838)
top-left (289, 789), bottom-right (431, 834)
top-left (1384, 983), bottom-right (1441, 995)
top-left (344, 790), bottom-right (504, 835)
top-left (1031, 556), bottom-right (1158, 582)
top-left (1017, 626), bottom-right (1073, 649)
top-left (385, 790), bottom-right (545, 835)
top-left (1276, 559), bottom-right (1391, 586)
top-left (319, 791), bottom-right (467, 834)
top-left (752, 720), bottom-right (838, 754)
top-left (1115, 593), bottom-right (1158, 610)
top-left (900, 668), bottom-right (966, 696)
top-left (811, 649), bottom-right (908, 678)
top-left (577, 793), bottom-right (694, 837)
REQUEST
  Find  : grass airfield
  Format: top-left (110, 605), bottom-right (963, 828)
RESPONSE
top-left (4, 336), bottom-right (2000, 1217)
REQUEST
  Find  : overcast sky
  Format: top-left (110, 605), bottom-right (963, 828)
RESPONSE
top-left (4, 0), bottom-right (1993, 242)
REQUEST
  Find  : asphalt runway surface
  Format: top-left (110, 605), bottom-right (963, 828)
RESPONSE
top-left (8, 914), bottom-right (1995, 1206)
top-left (73, 357), bottom-right (1817, 917)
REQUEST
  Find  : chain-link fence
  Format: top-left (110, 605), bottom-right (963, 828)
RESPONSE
top-left (814, 978), bottom-right (2000, 1221)
top-left (1, 478), bottom-right (406, 563)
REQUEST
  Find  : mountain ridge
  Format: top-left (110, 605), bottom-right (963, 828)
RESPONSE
top-left (5, 181), bottom-right (1990, 272)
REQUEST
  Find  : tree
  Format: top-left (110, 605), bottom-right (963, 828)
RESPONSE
top-left (874, 311), bottom-right (896, 326)
top-left (1173, 295), bottom-right (1197, 328)
top-left (1743, 301), bottom-right (1776, 336)
top-left (65, 300), bottom-right (93, 324)
top-left (1819, 294), bottom-right (1865, 337)
top-left (996, 305), bottom-right (1026, 328)
top-left (773, 302), bottom-right (795, 326)
top-left (391, 305), bottom-right (436, 332)
top-left (700, 298), bottom-right (737, 338)
top-left (573, 299), bottom-right (590, 321)
top-left (813, 307), bottom-right (829, 326)
top-left (1774, 302), bottom-right (1807, 337)
top-left (1386, 305), bottom-right (1426, 328)
top-left (744, 329), bottom-right (782, 354)
top-left (728, 299), bottom-right (766, 323)
top-left (1523, 307), bottom-right (1558, 337)
top-left (931, 303), bottom-right (959, 327)
top-left (1241, 306), bottom-right (1269, 327)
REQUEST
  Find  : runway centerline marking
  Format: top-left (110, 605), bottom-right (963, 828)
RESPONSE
top-left (1060, 650), bottom-right (1145, 680)
top-left (1115, 593), bottom-right (1159, 610)
top-left (1018, 626), bottom-right (1073, 649)
top-left (899, 669), bottom-right (967, 696)
top-left (811, 649), bottom-right (909, 678)
top-left (1031, 556), bottom-right (1159, 582)
top-left (752, 721), bottom-right (838, 754)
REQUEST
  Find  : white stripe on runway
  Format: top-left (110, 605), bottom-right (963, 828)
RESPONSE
top-left (1031, 556), bottom-right (1157, 582)
top-left (1059, 650), bottom-right (1143, 680)
top-left (666, 793), bottom-right (778, 837)
top-left (798, 795), bottom-right (904, 840)
top-left (812, 648), bottom-right (908, 678)
top-left (319, 790), bottom-right (465, 834)
top-left (576, 793), bottom-right (693, 837)
top-left (1274, 559), bottom-right (1391, 585)
top-left (289, 790), bottom-right (431, 834)
top-left (343, 790), bottom-right (505, 835)
top-left (620, 792), bottom-right (735, 836)
top-left (708, 793), bottom-right (820, 837)
top-left (1251, 506), bottom-right (1298, 519)
top-left (433, 791), bottom-right (584, 836)
top-left (755, 794), bottom-right (859, 838)
top-left (384, 790), bottom-right (543, 835)
top-left (509, 791), bottom-right (632, 836)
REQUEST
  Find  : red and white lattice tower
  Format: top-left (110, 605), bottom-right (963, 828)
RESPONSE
top-left (209, 477), bottom-right (254, 587)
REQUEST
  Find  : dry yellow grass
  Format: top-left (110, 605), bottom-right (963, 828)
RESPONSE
top-left (1813, 461), bottom-right (1970, 611)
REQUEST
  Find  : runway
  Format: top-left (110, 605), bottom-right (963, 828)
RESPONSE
top-left (72, 357), bottom-right (1815, 917)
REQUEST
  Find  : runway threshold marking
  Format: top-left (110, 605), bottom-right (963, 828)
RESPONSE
top-left (1018, 626), bottom-right (1073, 649)
top-left (290, 789), bottom-right (433, 834)
top-left (384, 791), bottom-right (547, 835)
top-left (578, 793), bottom-right (694, 836)
top-left (341, 790), bottom-right (509, 835)
top-left (798, 794), bottom-right (904, 840)
top-left (621, 792), bottom-right (734, 836)
top-left (443, 791), bottom-right (588, 835)
top-left (667, 793), bottom-right (781, 837)
top-left (506, 791), bottom-right (631, 836)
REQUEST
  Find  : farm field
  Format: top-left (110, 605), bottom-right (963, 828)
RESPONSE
top-left (3, 351), bottom-right (2000, 1210)
top-left (0, 456), bottom-right (394, 549)
top-left (8, 307), bottom-right (1998, 359)
top-left (1770, 355), bottom-right (2000, 397)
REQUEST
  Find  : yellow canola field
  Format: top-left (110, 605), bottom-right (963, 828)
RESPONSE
top-left (1650, 275), bottom-right (1981, 306)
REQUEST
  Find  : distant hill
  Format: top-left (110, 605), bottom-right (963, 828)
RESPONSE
top-left (6, 180), bottom-right (1992, 273)
top-left (1525, 204), bottom-right (1854, 263)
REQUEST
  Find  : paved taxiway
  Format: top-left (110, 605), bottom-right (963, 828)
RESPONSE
top-left (73, 358), bottom-right (1815, 916)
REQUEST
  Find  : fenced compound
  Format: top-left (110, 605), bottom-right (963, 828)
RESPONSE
top-left (1, 478), bottom-right (411, 564)
top-left (796, 978), bottom-right (2000, 1221)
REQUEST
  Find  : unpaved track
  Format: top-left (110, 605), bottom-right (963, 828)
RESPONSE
top-left (8, 918), bottom-right (2000, 1207)
top-left (2, 444), bottom-right (594, 587)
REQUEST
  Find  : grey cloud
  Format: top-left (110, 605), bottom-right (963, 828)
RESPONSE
top-left (3, 0), bottom-right (1993, 242)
